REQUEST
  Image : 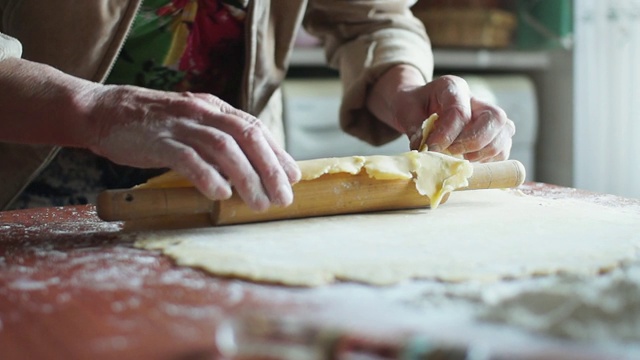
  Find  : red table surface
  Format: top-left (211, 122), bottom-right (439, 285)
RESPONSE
top-left (1, 183), bottom-right (638, 360)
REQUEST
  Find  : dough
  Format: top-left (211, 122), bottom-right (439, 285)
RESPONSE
top-left (133, 116), bottom-right (638, 287)
top-left (418, 113), bottom-right (462, 158)
top-left (139, 150), bottom-right (473, 209)
top-left (135, 189), bottom-right (640, 286)
top-left (297, 151), bottom-right (472, 209)
top-left (418, 113), bottom-right (439, 152)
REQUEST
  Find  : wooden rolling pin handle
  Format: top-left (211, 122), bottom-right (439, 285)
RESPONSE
top-left (96, 187), bottom-right (218, 222)
top-left (464, 159), bottom-right (526, 191)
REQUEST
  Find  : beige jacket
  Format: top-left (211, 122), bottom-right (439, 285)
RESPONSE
top-left (0, 0), bottom-right (433, 210)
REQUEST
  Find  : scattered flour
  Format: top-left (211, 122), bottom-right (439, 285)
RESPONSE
top-left (480, 265), bottom-right (640, 344)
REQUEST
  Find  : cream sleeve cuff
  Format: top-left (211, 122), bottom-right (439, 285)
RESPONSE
top-left (335, 28), bottom-right (433, 146)
top-left (0, 32), bottom-right (23, 61)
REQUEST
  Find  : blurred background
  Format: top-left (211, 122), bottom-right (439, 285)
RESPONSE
top-left (284, 0), bottom-right (640, 199)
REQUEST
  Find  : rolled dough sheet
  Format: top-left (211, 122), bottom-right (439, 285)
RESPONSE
top-left (135, 189), bottom-right (640, 287)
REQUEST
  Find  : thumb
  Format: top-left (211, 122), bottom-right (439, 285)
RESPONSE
top-left (424, 76), bottom-right (472, 151)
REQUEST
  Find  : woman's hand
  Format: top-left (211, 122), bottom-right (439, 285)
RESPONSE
top-left (0, 58), bottom-right (299, 211)
top-left (85, 85), bottom-right (300, 211)
top-left (367, 65), bottom-right (515, 162)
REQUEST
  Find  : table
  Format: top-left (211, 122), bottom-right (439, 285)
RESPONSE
top-left (1, 183), bottom-right (639, 360)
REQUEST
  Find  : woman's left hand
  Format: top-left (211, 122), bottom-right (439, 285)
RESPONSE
top-left (367, 65), bottom-right (516, 162)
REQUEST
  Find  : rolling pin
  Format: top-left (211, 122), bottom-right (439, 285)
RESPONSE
top-left (96, 159), bottom-right (525, 226)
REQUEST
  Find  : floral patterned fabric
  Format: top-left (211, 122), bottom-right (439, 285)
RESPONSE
top-left (15, 0), bottom-right (248, 209)
top-left (107, 0), bottom-right (247, 106)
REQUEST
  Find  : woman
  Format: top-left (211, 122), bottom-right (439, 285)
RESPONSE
top-left (0, 0), bottom-right (514, 211)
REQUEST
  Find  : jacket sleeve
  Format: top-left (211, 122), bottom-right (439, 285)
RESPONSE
top-left (304, 0), bottom-right (433, 146)
top-left (0, 32), bottom-right (22, 61)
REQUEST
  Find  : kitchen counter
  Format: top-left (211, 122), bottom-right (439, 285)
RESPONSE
top-left (1, 183), bottom-right (639, 360)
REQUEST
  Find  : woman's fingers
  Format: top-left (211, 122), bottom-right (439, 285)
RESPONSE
top-left (93, 88), bottom-right (299, 211)
top-left (192, 93), bottom-right (301, 184)
top-left (173, 121), bottom-right (272, 211)
top-left (464, 124), bottom-right (514, 162)
top-left (391, 76), bottom-right (515, 163)
top-left (175, 117), bottom-right (292, 212)
top-left (153, 138), bottom-right (233, 201)
top-left (449, 98), bottom-right (514, 161)
top-left (423, 76), bottom-right (472, 152)
top-left (186, 100), bottom-right (296, 209)
top-left (231, 119), bottom-right (295, 207)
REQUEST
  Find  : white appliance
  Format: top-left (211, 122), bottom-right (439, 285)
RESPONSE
top-left (283, 74), bottom-right (538, 180)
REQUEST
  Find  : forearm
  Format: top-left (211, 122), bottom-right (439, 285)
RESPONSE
top-left (0, 57), bottom-right (98, 148)
top-left (366, 64), bottom-right (427, 132)
top-left (0, 54), bottom-right (301, 210)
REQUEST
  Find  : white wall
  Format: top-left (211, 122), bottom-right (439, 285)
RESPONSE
top-left (532, 50), bottom-right (574, 187)
top-left (574, 0), bottom-right (640, 199)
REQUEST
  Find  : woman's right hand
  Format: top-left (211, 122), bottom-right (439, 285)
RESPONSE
top-left (85, 85), bottom-right (301, 212)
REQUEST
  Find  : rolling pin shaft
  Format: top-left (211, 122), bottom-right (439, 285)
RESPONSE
top-left (96, 160), bottom-right (525, 225)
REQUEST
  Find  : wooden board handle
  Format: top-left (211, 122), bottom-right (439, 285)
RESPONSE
top-left (96, 159), bottom-right (526, 225)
